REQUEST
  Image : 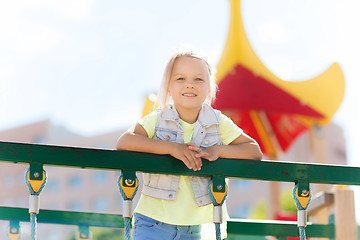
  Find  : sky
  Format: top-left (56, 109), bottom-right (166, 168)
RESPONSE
top-left (1, 0), bottom-right (360, 220)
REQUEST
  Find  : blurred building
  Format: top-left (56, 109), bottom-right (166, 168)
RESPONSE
top-left (227, 122), bottom-right (347, 219)
top-left (0, 120), bottom-right (125, 239)
top-left (0, 120), bottom-right (346, 239)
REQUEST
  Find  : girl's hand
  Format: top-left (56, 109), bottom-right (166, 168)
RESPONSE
top-left (170, 143), bottom-right (202, 171)
top-left (187, 143), bottom-right (221, 162)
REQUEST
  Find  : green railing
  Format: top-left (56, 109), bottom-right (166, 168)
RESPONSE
top-left (0, 207), bottom-right (335, 239)
top-left (0, 141), bottom-right (358, 239)
top-left (0, 206), bottom-right (124, 228)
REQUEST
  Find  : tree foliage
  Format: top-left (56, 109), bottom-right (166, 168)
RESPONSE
top-left (248, 188), bottom-right (297, 219)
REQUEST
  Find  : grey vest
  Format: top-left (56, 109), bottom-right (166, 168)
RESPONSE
top-left (142, 104), bottom-right (223, 207)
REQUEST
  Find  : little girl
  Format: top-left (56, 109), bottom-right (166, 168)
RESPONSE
top-left (116, 50), bottom-right (262, 240)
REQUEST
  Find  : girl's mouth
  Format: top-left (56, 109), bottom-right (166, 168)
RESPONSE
top-left (182, 93), bottom-right (197, 97)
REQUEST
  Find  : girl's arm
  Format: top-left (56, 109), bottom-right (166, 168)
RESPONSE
top-left (188, 132), bottom-right (263, 161)
top-left (116, 123), bottom-right (203, 170)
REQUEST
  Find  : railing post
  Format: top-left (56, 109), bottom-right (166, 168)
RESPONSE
top-left (209, 176), bottom-right (228, 240)
top-left (76, 224), bottom-right (92, 240)
top-left (118, 170), bottom-right (139, 240)
top-left (292, 181), bottom-right (312, 240)
top-left (25, 163), bottom-right (47, 240)
top-left (333, 186), bottom-right (357, 240)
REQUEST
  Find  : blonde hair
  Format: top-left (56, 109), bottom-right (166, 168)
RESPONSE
top-left (156, 50), bottom-right (218, 108)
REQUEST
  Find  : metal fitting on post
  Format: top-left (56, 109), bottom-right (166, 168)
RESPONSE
top-left (77, 225), bottom-right (92, 240)
top-left (301, 189), bottom-right (308, 196)
top-left (7, 221), bottom-right (20, 240)
top-left (213, 205), bottom-right (222, 224)
top-left (123, 200), bottom-right (133, 218)
top-left (297, 210), bottom-right (307, 227)
top-left (29, 195), bottom-right (40, 214)
top-left (125, 179), bottom-right (134, 186)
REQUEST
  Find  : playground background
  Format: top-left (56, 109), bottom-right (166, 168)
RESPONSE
top-left (0, 0), bottom-right (359, 238)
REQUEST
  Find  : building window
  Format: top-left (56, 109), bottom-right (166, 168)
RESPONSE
top-left (47, 203), bottom-right (60, 210)
top-left (69, 176), bottom-right (82, 188)
top-left (232, 179), bottom-right (250, 190)
top-left (93, 171), bottom-right (108, 185)
top-left (232, 205), bottom-right (250, 218)
top-left (47, 180), bottom-right (60, 193)
top-left (68, 201), bottom-right (83, 211)
top-left (93, 197), bottom-right (108, 211)
top-left (34, 135), bottom-right (45, 143)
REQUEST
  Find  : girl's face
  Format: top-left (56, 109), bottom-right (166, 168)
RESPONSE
top-left (168, 56), bottom-right (211, 113)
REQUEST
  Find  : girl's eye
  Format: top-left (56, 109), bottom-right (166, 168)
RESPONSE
top-left (177, 77), bottom-right (184, 81)
top-left (195, 78), bottom-right (203, 81)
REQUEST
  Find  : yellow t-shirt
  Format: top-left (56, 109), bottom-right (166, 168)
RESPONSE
top-left (136, 110), bottom-right (243, 225)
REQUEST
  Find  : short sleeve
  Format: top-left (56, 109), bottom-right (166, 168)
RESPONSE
top-left (219, 113), bottom-right (243, 145)
top-left (138, 111), bottom-right (157, 139)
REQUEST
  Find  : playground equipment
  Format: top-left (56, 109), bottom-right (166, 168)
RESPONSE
top-left (213, 0), bottom-right (345, 221)
top-left (140, 1), bottom-right (346, 221)
top-left (308, 186), bottom-right (358, 240)
top-left (0, 141), bottom-right (359, 239)
top-left (214, 0), bottom-right (345, 156)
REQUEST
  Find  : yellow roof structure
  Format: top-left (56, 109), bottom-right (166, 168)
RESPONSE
top-left (216, 0), bottom-right (345, 125)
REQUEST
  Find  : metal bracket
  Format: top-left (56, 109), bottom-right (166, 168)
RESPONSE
top-left (122, 170), bottom-right (136, 187)
top-left (297, 180), bottom-right (310, 197)
top-left (8, 220), bottom-right (20, 234)
top-left (212, 176), bottom-right (226, 193)
top-left (78, 224), bottom-right (91, 239)
top-left (29, 163), bottom-right (44, 180)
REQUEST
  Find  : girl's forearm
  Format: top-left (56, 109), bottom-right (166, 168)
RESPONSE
top-left (116, 132), bottom-right (176, 155)
top-left (218, 143), bottom-right (262, 160)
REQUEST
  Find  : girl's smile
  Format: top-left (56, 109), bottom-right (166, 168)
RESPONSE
top-left (168, 56), bottom-right (211, 117)
top-left (182, 92), bottom-right (197, 97)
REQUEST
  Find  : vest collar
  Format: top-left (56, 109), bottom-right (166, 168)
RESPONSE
top-left (160, 104), bottom-right (220, 127)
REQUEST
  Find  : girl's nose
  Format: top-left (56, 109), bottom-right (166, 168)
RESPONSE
top-left (185, 81), bottom-right (195, 88)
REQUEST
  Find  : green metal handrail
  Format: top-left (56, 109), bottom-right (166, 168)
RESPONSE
top-left (1, 141), bottom-right (360, 185)
top-left (0, 206), bottom-right (124, 228)
top-left (0, 141), bottom-right (357, 239)
top-left (227, 218), bottom-right (334, 238)
top-left (0, 207), bottom-right (335, 238)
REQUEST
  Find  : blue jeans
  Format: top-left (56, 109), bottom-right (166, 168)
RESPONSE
top-left (132, 213), bottom-right (202, 240)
